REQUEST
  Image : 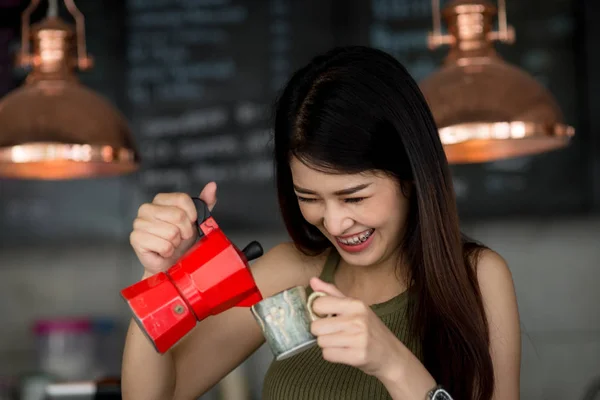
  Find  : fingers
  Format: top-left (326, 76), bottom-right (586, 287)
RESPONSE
top-left (130, 227), bottom-right (176, 259)
top-left (309, 277), bottom-right (346, 298)
top-left (310, 294), bottom-right (367, 318)
top-left (152, 192), bottom-right (198, 222)
top-left (133, 217), bottom-right (187, 248)
top-left (137, 203), bottom-right (196, 241)
top-left (317, 332), bottom-right (364, 348)
top-left (199, 181), bottom-right (218, 212)
top-left (130, 184), bottom-right (217, 262)
top-left (311, 314), bottom-right (367, 336)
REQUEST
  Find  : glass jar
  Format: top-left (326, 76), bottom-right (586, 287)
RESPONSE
top-left (33, 317), bottom-right (94, 381)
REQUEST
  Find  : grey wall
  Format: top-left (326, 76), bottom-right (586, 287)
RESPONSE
top-left (1, 217), bottom-right (599, 399)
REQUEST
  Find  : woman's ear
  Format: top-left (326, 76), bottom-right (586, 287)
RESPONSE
top-left (399, 180), bottom-right (414, 198)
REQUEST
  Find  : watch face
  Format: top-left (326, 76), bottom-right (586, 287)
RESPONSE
top-left (432, 389), bottom-right (453, 400)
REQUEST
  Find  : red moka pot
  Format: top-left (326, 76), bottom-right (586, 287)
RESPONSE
top-left (120, 198), bottom-right (264, 353)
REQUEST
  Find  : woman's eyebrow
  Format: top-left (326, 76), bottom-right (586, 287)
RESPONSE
top-left (293, 183), bottom-right (372, 196)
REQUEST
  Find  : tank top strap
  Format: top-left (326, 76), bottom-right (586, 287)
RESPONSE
top-left (319, 248), bottom-right (341, 283)
top-left (306, 248), bottom-right (340, 296)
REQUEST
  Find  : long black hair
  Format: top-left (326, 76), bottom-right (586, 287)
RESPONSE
top-left (272, 46), bottom-right (494, 400)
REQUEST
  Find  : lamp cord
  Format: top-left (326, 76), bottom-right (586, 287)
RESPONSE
top-left (47, 0), bottom-right (58, 17)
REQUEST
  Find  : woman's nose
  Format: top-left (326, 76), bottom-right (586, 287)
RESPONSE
top-left (323, 206), bottom-right (353, 236)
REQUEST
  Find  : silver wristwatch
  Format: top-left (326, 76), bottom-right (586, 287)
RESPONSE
top-left (427, 385), bottom-right (453, 400)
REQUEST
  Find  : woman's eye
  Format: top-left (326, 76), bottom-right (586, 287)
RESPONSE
top-left (297, 196), bottom-right (317, 203)
top-left (344, 197), bottom-right (366, 204)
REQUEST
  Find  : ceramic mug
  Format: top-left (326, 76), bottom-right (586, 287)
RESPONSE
top-left (250, 286), bottom-right (327, 361)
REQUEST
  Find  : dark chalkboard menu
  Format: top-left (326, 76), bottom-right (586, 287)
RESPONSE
top-left (126, 0), bottom-right (336, 229)
top-left (128, 0), bottom-right (590, 229)
top-left (0, 0), bottom-right (596, 242)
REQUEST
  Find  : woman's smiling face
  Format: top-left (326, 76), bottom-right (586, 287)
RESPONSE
top-left (290, 156), bottom-right (410, 267)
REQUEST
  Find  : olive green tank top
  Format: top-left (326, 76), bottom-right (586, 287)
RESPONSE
top-left (261, 250), bottom-right (421, 400)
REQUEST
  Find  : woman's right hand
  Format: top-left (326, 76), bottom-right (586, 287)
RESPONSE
top-left (130, 182), bottom-right (218, 277)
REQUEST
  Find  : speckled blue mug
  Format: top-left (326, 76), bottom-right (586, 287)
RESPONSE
top-left (250, 286), bottom-right (327, 361)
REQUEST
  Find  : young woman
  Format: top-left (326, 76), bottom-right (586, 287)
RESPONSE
top-left (122, 46), bottom-right (521, 400)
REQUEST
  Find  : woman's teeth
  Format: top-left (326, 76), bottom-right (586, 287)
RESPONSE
top-left (337, 229), bottom-right (374, 245)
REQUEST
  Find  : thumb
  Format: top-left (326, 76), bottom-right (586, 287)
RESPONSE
top-left (199, 181), bottom-right (218, 212)
top-left (309, 277), bottom-right (346, 298)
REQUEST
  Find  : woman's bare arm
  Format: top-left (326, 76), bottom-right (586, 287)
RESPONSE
top-left (121, 242), bottom-right (323, 400)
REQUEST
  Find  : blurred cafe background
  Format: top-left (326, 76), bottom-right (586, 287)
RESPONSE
top-left (0, 0), bottom-right (599, 399)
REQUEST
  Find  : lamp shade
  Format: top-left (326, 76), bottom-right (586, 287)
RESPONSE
top-left (0, 5), bottom-right (138, 179)
top-left (419, 0), bottom-right (574, 164)
top-left (0, 77), bottom-right (138, 180)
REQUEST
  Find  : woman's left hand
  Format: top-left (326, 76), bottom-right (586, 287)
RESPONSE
top-left (308, 276), bottom-right (408, 379)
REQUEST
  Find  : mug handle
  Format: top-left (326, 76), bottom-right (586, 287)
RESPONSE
top-left (307, 291), bottom-right (328, 321)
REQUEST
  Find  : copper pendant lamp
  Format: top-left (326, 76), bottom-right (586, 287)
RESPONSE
top-left (0, 0), bottom-right (139, 180)
top-left (419, 0), bottom-right (575, 164)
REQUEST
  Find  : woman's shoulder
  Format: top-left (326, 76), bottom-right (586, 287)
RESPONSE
top-left (261, 241), bottom-right (330, 276)
top-left (475, 248), bottom-right (515, 294)
top-left (472, 247), bottom-right (512, 284)
top-left (462, 238), bottom-right (516, 302)
top-left (249, 241), bottom-right (331, 297)
top-left (462, 238), bottom-right (511, 279)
